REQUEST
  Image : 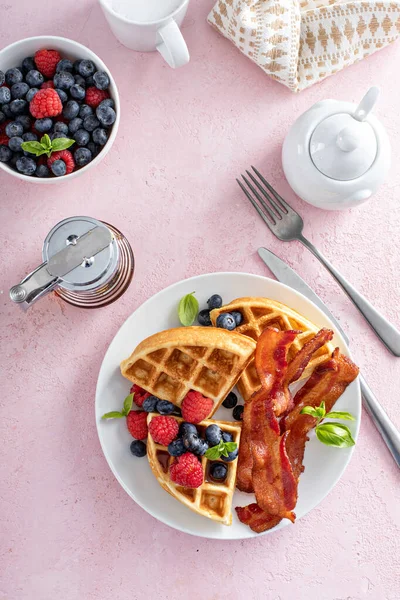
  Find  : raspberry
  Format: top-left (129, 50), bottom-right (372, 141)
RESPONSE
top-left (47, 150), bottom-right (75, 174)
top-left (85, 86), bottom-right (109, 108)
top-left (30, 88), bottom-right (62, 119)
top-left (170, 453), bottom-right (203, 488)
top-left (126, 411), bottom-right (148, 440)
top-left (34, 49), bottom-right (61, 78)
top-left (181, 391), bottom-right (214, 423)
top-left (130, 384), bottom-right (150, 408)
top-left (41, 81), bottom-right (54, 89)
top-left (0, 135), bottom-right (9, 146)
top-left (149, 416), bottom-right (179, 446)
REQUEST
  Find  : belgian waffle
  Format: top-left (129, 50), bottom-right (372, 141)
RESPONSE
top-left (210, 297), bottom-right (334, 401)
top-left (120, 327), bottom-right (256, 417)
top-left (146, 414), bottom-right (241, 525)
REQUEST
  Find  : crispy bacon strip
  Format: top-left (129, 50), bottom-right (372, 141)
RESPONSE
top-left (236, 349), bottom-right (359, 533)
top-left (284, 328), bottom-right (334, 388)
top-left (237, 328), bottom-right (297, 493)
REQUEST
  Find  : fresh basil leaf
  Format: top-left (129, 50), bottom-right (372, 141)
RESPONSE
top-left (325, 411), bottom-right (355, 421)
top-left (178, 292), bottom-right (199, 326)
top-left (21, 141), bottom-right (47, 156)
top-left (123, 393), bottom-right (134, 416)
top-left (300, 406), bottom-right (320, 418)
top-left (101, 411), bottom-right (124, 420)
top-left (316, 423), bottom-right (355, 448)
top-left (51, 137), bottom-right (75, 151)
top-left (41, 134), bottom-right (52, 150)
top-left (224, 442), bottom-right (237, 453)
top-left (205, 446), bottom-right (221, 460)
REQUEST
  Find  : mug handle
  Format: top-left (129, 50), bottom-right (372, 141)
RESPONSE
top-left (156, 20), bottom-right (190, 69)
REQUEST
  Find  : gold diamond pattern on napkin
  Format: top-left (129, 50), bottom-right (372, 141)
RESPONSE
top-left (208, 0), bottom-right (400, 91)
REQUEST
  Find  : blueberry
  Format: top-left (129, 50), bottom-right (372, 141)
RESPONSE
top-left (216, 313), bottom-right (236, 331)
top-left (183, 431), bottom-right (208, 455)
top-left (54, 122), bottom-right (69, 135)
top-left (50, 159), bottom-right (66, 177)
top-left (209, 462), bottom-right (228, 481)
top-left (98, 98), bottom-right (115, 109)
top-left (74, 129), bottom-right (90, 146)
top-left (198, 309), bottom-right (211, 326)
top-left (78, 60), bottom-right (96, 78)
top-left (231, 311), bottom-right (243, 326)
top-left (11, 82), bottom-right (29, 99)
top-left (232, 405), bottom-right (244, 421)
top-left (142, 395), bottom-right (159, 413)
top-left (63, 100), bottom-right (80, 120)
top-left (2, 104), bottom-right (12, 118)
top-left (222, 431), bottom-right (233, 443)
top-left (21, 57), bottom-right (35, 74)
top-left (79, 104), bottom-right (93, 119)
top-left (36, 164), bottom-right (50, 178)
top-left (26, 88), bottom-right (39, 102)
top-left (83, 115), bottom-right (99, 132)
top-left (25, 70), bottom-right (44, 87)
top-left (205, 424), bottom-right (222, 447)
top-left (168, 438), bottom-right (186, 457)
top-left (55, 88), bottom-right (68, 103)
top-left (207, 294), bottom-right (223, 309)
top-left (87, 141), bottom-right (100, 157)
top-left (179, 422), bottom-right (198, 438)
top-left (16, 156), bottom-right (36, 175)
top-left (222, 392), bottom-right (237, 409)
top-left (0, 69), bottom-right (5, 86)
top-left (130, 440), bottom-right (147, 457)
top-left (9, 151), bottom-right (23, 168)
top-left (74, 74), bottom-right (86, 87)
top-left (35, 118), bottom-right (53, 133)
top-left (5, 68), bottom-right (23, 85)
top-left (54, 71), bottom-right (75, 90)
top-left (8, 136), bottom-right (23, 152)
top-left (92, 127), bottom-right (108, 145)
top-left (96, 104), bottom-right (116, 127)
top-left (85, 75), bottom-right (94, 87)
top-left (70, 84), bottom-right (85, 101)
top-left (10, 99), bottom-right (27, 115)
top-left (56, 59), bottom-right (74, 73)
top-left (22, 132), bottom-right (38, 142)
top-left (68, 117), bottom-right (83, 134)
top-left (93, 70), bottom-right (110, 90)
top-left (73, 60), bottom-right (83, 73)
top-left (5, 121), bottom-right (23, 138)
top-left (221, 447), bottom-right (239, 462)
top-left (0, 87), bottom-right (11, 104)
top-left (0, 145), bottom-right (12, 162)
top-left (51, 132), bottom-right (68, 140)
top-left (16, 115), bottom-right (31, 131)
top-left (156, 400), bottom-right (175, 415)
top-left (0, 111), bottom-right (5, 124)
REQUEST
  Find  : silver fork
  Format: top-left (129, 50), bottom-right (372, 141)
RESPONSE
top-left (237, 166), bottom-right (400, 357)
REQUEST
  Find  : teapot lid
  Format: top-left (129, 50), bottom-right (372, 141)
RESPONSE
top-left (310, 87), bottom-right (380, 181)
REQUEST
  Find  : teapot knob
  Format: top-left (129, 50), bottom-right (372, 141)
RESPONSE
top-left (336, 125), bottom-right (361, 152)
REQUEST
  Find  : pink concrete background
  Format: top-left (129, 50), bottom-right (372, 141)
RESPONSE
top-left (1, 1), bottom-right (399, 599)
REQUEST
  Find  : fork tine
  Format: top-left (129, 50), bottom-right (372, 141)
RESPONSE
top-left (251, 166), bottom-right (290, 214)
top-left (245, 170), bottom-right (284, 219)
top-left (236, 179), bottom-right (276, 229)
top-left (240, 175), bottom-right (277, 225)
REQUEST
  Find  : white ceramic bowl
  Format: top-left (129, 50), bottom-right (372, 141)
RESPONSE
top-left (0, 36), bottom-right (120, 184)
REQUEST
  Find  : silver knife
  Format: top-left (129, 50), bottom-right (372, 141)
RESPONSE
top-left (258, 247), bottom-right (400, 469)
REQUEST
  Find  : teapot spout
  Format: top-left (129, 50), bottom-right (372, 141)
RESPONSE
top-left (354, 87), bottom-right (380, 122)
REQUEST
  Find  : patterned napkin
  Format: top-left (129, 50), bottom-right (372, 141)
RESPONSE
top-left (208, 0), bottom-right (400, 92)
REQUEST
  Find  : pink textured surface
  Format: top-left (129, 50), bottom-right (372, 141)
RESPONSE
top-left (1, 1), bottom-right (400, 599)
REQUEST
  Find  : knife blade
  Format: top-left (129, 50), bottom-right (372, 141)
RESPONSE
top-left (258, 246), bottom-right (400, 468)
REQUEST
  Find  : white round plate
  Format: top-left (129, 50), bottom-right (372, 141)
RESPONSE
top-left (95, 272), bottom-right (361, 539)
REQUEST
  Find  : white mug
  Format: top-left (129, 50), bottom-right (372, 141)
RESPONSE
top-left (99, 0), bottom-right (190, 69)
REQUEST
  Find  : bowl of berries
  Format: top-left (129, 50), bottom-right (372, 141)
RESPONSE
top-left (0, 36), bottom-right (120, 182)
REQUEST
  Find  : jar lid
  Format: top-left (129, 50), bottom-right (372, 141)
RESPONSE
top-left (42, 216), bottom-right (118, 291)
top-left (310, 113), bottom-right (377, 181)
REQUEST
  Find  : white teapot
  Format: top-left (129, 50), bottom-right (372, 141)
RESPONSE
top-left (282, 87), bottom-right (391, 210)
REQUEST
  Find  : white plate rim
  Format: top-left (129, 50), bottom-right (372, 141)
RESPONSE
top-left (95, 271), bottom-right (361, 539)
